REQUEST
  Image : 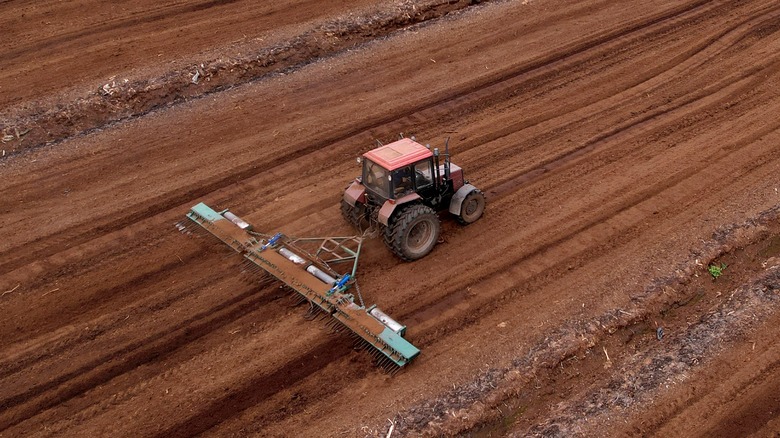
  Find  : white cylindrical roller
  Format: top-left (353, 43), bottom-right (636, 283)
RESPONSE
top-left (278, 247), bottom-right (306, 265)
top-left (223, 211), bottom-right (252, 230)
top-left (306, 265), bottom-right (336, 285)
top-left (369, 307), bottom-right (406, 334)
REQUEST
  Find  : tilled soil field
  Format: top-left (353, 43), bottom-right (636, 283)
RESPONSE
top-left (2, 0), bottom-right (780, 436)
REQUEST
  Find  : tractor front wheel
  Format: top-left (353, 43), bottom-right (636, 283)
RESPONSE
top-left (457, 190), bottom-right (486, 225)
top-left (385, 204), bottom-right (440, 261)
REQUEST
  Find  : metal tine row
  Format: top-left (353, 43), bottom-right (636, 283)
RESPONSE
top-left (255, 277), bottom-right (277, 291)
top-left (385, 363), bottom-right (402, 376)
top-left (174, 221), bottom-right (189, 233)
top-left (242, 277), bottom-right (277, 292)
top-left (358, 338), bottom-right (400, 372)
top-left (176, 222), bottom-right (233, 260)
top-left (373, 350), bottom-right (402, 374)
top-left (352, 336), bottom-right (371, 350)
top-left (175, 221), bottom-right (205, 237)
top-left (324, 317), bottom-right (348, 334)
top-left (373, 352), bottom-right (400, 373)
top-left (239, 259), bottom-right (266, 277)
top-left (231, 250), bottom-right (408, 375)
top-left (303, 302), bottom-right (325, 321)
top-left (179, 220), bottom-right (214, 235)
top-left (317, 310), bottom-right (404, 374)
top-left (221, 249), bottom-right (239, 259)
top-left (180, 220), bottom-right (236, 254)
top-left (288, 293), bottom-right (309, 307)
top-left (236, 261), bottom-right (284, 295)
top-left (345, 325), bottom-right (406, 374)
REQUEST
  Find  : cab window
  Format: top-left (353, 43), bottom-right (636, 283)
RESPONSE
top-left (363, 159), bottom-right (390, 198)
top-left (392, 166), bottom-right (413, 197)
top-left (414, 160), bottom-right (433, 189)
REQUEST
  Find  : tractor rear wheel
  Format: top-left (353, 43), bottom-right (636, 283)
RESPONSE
top-left (385, 204), bottom-right (440, 261)
top-left (341, 200), bottom-right (365, 229)
top-left (456, 190), bottom-right (486, 225)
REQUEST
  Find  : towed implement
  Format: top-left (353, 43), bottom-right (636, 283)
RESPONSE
top-left (177, 202), bottom-right (419, 371)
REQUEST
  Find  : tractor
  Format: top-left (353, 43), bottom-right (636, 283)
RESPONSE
top-left (341, 137), bottom-right (485, 261)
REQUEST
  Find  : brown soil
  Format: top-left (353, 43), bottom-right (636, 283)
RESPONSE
top-left (1, 0), bottom-right (780, 436)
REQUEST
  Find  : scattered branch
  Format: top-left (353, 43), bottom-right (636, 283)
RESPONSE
top-left (2, 284), bottom-right (20, 296)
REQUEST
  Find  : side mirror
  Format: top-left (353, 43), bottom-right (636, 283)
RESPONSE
top-left (356, 157), bottom-right (362, 166)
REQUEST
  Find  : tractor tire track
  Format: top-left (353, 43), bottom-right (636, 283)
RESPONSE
top-left (111, 20), bottom-right (780, 434)
top-left (398, 49), bottom-right (780, 331)
top-left (0, 0), bottom-right (730, 277)
top-left (0, 0), bottom-right (488, 154)
top-left (409, 130), bottom-right (780, 349)
top-left (3, 0), bottom-right (245, 61)
top-left (151, 339), bottom-right (360, 438)
top-left (4, 0), bottom-right (780, 436)
top-left (460, 0), bottom-right (780, 179)
top-left (0, 277), bottom-right (280, 431)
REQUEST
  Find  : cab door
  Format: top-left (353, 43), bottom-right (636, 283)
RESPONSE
top-left (412, 159), bottom-right (437, 204)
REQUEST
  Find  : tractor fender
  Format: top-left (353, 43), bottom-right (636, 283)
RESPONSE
top-left (378, 193), bottom-right (422, 226)
top-left (343, 180), bottom-right (366, 206)
top-left (448, 184), bottom-right (479, 215)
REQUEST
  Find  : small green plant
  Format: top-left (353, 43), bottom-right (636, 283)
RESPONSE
top-left (708, 262), bottom-right (727, 279)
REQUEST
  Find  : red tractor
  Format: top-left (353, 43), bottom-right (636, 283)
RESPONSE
top-left (342, 137), bottom-right (485, 261)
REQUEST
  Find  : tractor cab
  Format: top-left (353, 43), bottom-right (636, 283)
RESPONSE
top-left (361, 138), bottom-right (436, 200)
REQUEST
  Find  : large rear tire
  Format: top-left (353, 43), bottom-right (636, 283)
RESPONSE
top-left (341, 200), bottom-right (365, 229)
top-left (385, 204), bottom-right (440, 261)
top-left (456, 190), bottom-right (486, 225)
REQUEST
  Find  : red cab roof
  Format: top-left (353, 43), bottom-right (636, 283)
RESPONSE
top-left (363, 138), bottom-right (433, 171)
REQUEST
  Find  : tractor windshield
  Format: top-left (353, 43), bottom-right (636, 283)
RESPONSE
top-left (362, 159), bottom-right (391, 199)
